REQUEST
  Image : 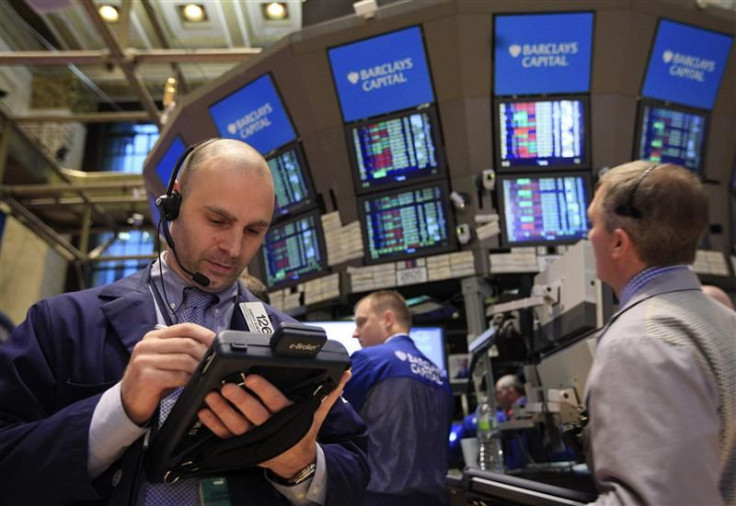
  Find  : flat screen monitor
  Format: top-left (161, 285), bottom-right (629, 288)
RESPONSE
top-left (266, 142), bottom-right (317, 219)
top-left (305, 321), bottom-right (447, 374)
top-left (347, 106), bottom-right (445, 193)
top-left (498, 172), bottom-right (591, 247)
top-left (208, 73), bottom-right (297, 156)
top-left (641, 19), bottom-right (733, 111)
top-left (260, 210), bottom-right (327, 289)
top-left (154, 135), bottom-right (187, 187)
top-left (327, 25), bottom-right (435, 123)
top-left (358, 181), bottom-right (456, 264)
top-left (494, 12), bottom-right (594, 96)
top-left (495, 96), bottom-right (589, 170)
top-left (634, 101), bottom-right (707, 172)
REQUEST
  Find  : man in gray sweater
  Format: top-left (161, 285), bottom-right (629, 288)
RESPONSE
top-left (584, 161), bottom-right (735, 506)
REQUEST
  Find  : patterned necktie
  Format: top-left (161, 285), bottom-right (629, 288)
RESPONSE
top-left (144, 289), bottom-right (217, 505)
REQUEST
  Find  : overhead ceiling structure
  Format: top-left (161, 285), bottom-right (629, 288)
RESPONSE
top-left (0, 0), bottom-right (312, 124)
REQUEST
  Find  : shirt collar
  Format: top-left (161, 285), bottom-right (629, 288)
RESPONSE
top-left (151, 252), bottom-right (238, 314)
top-left (619, 264), bottom-right (691, 308)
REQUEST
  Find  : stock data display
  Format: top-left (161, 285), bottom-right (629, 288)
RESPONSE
top-left (497, 98), bottom-right (587, 169)
top-left (636, 103), bottom-right (707, 171)
top-left (349, 108), bottom-right (442, 192)
top-left (499, 173), bottom-right (589, 246)
top-left (261, 212), bottom-right (325, 288)
top-left (359, 183), bottom-right (454, 262)
top-left (266, 145), bottom-right (315, 218)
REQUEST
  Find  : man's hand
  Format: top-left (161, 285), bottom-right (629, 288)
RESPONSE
top-left (120, 323), bottom-right (215, 425)
top-left (198, 370), bottom-right (352, 480)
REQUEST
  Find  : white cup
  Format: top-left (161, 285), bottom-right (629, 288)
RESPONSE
top-left (460, 437), bottom-right (479, 468)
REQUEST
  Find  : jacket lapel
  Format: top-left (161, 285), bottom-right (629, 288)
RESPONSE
top-left (99, 268), bottom-right (158, 354)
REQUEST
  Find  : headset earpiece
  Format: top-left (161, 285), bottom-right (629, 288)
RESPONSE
top-left (156, 191), bottom-right (182, 221)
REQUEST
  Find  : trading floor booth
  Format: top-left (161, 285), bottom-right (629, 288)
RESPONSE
top-left (142, 0), bottom-right (735, 503)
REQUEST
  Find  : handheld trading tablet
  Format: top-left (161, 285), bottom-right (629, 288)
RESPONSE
top-left (145, 323), bottom-right (350, 483)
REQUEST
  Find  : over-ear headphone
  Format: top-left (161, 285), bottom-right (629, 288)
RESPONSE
top-left (155, 139), bottom-right (217, 287)
top-left (614, 164), bottom-right (663, 219)
top-left (156, 143), bottom-right (197, 221)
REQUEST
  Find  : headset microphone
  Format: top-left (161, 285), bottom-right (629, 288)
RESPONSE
top-left (159, 216), bottom-right (211, 287)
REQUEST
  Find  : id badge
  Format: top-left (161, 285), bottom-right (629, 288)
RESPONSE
top-left (239, 302), bottom-right (274, 335)
top-left (199, 477), bottom-right (231, 506)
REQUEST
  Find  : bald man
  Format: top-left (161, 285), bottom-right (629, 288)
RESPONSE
top-left (0, 139), bottom-right (369, 505)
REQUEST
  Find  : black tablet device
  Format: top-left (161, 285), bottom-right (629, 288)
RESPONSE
top-left (145, 323), bottom-right (350, 483)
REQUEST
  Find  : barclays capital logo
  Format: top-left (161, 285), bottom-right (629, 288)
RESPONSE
top-left (345, 57), bottom-right (413, 91)
top-left (661, 48), bottom-right (716, 82)
top-left (506, 41), bottom-right (578, 68)
top-left (394, 350), bottom-right (408, 361)
top-left (227, 123), bottom-right (237, 135)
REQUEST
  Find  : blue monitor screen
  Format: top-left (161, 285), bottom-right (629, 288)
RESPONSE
top-left (209, 73), bottom-right (297, 156)
top-left (154, 135), bottom-right (187, 188)
top-left (359, 181), bottom-right (456, 263)
top-left (498, 172), bottom-right (590, 246)
top-left (494, 12), bottom-right (594, 95)
top-left (306, 321), bottom-right (447, 374)
top-left (641, 19), bottom-right (733, 111)
top-left (266, 143), bottom-right (317, 218)
top-left (348, 106), bottom-right (444, 193)
top-left (261, 211), bottom-right (326, 288)
top-left (636, 102), bottom-right (707, 172)
top-left (496, 96), bottom-right (588, 170)
top-left (328, 25), bottom-right (435, 123)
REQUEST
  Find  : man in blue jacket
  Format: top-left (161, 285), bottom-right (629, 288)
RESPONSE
top-left (0, 138), bottom-right (369, 505)
top-left (344, 290), bottom-right (454, 506)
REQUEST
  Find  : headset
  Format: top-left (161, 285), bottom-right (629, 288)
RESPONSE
top-left (614, 163), bottom-right (663, 219)
top-left (155, 139), bottom-right (217, 287)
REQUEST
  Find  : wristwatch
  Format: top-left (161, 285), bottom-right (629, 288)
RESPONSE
top-left (267, 463), bottom-right (316, 486)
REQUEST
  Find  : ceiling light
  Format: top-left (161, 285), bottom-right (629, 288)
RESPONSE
top-left (181, 4), bottom-right (206, 23)
top-left (263, 2), bottom-right (288, 20)
top-left (98, 4), bottom-right (119, 23)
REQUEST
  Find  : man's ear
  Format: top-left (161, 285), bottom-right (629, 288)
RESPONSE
top-left (612, 228), bottom-right (634, 260)
top-left (382, 309), bottom-right (395, 332)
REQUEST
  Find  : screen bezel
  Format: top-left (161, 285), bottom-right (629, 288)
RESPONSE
top-left (357, 179), bottom-right (458, 265)
top-left (259, 208), bottom-right (328, 290)
top-left (497, 170), bottom-right (592, 248)
top-left (266, 141), bottom-right (318, 222)
top-left (207, 72), bottom-right (298, 157)
top-left (493, 94), bottom-right (591, 172)
top-left (632, 98), bottom-right (709, 175)
top-left (345, 104), bottom-right (447, 195)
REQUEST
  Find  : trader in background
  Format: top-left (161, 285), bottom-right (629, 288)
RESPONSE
top-left (0, 138), bottom-right (369, 505)
top-left (345, 290), bottom-right (454, 506)
top-left (584, 161), bottom-right (736, 505)
top-left (495, 374), bottom-right (526, 422)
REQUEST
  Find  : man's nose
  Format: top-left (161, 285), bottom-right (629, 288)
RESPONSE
top-left (221, 230), bottom-right (242, 257)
